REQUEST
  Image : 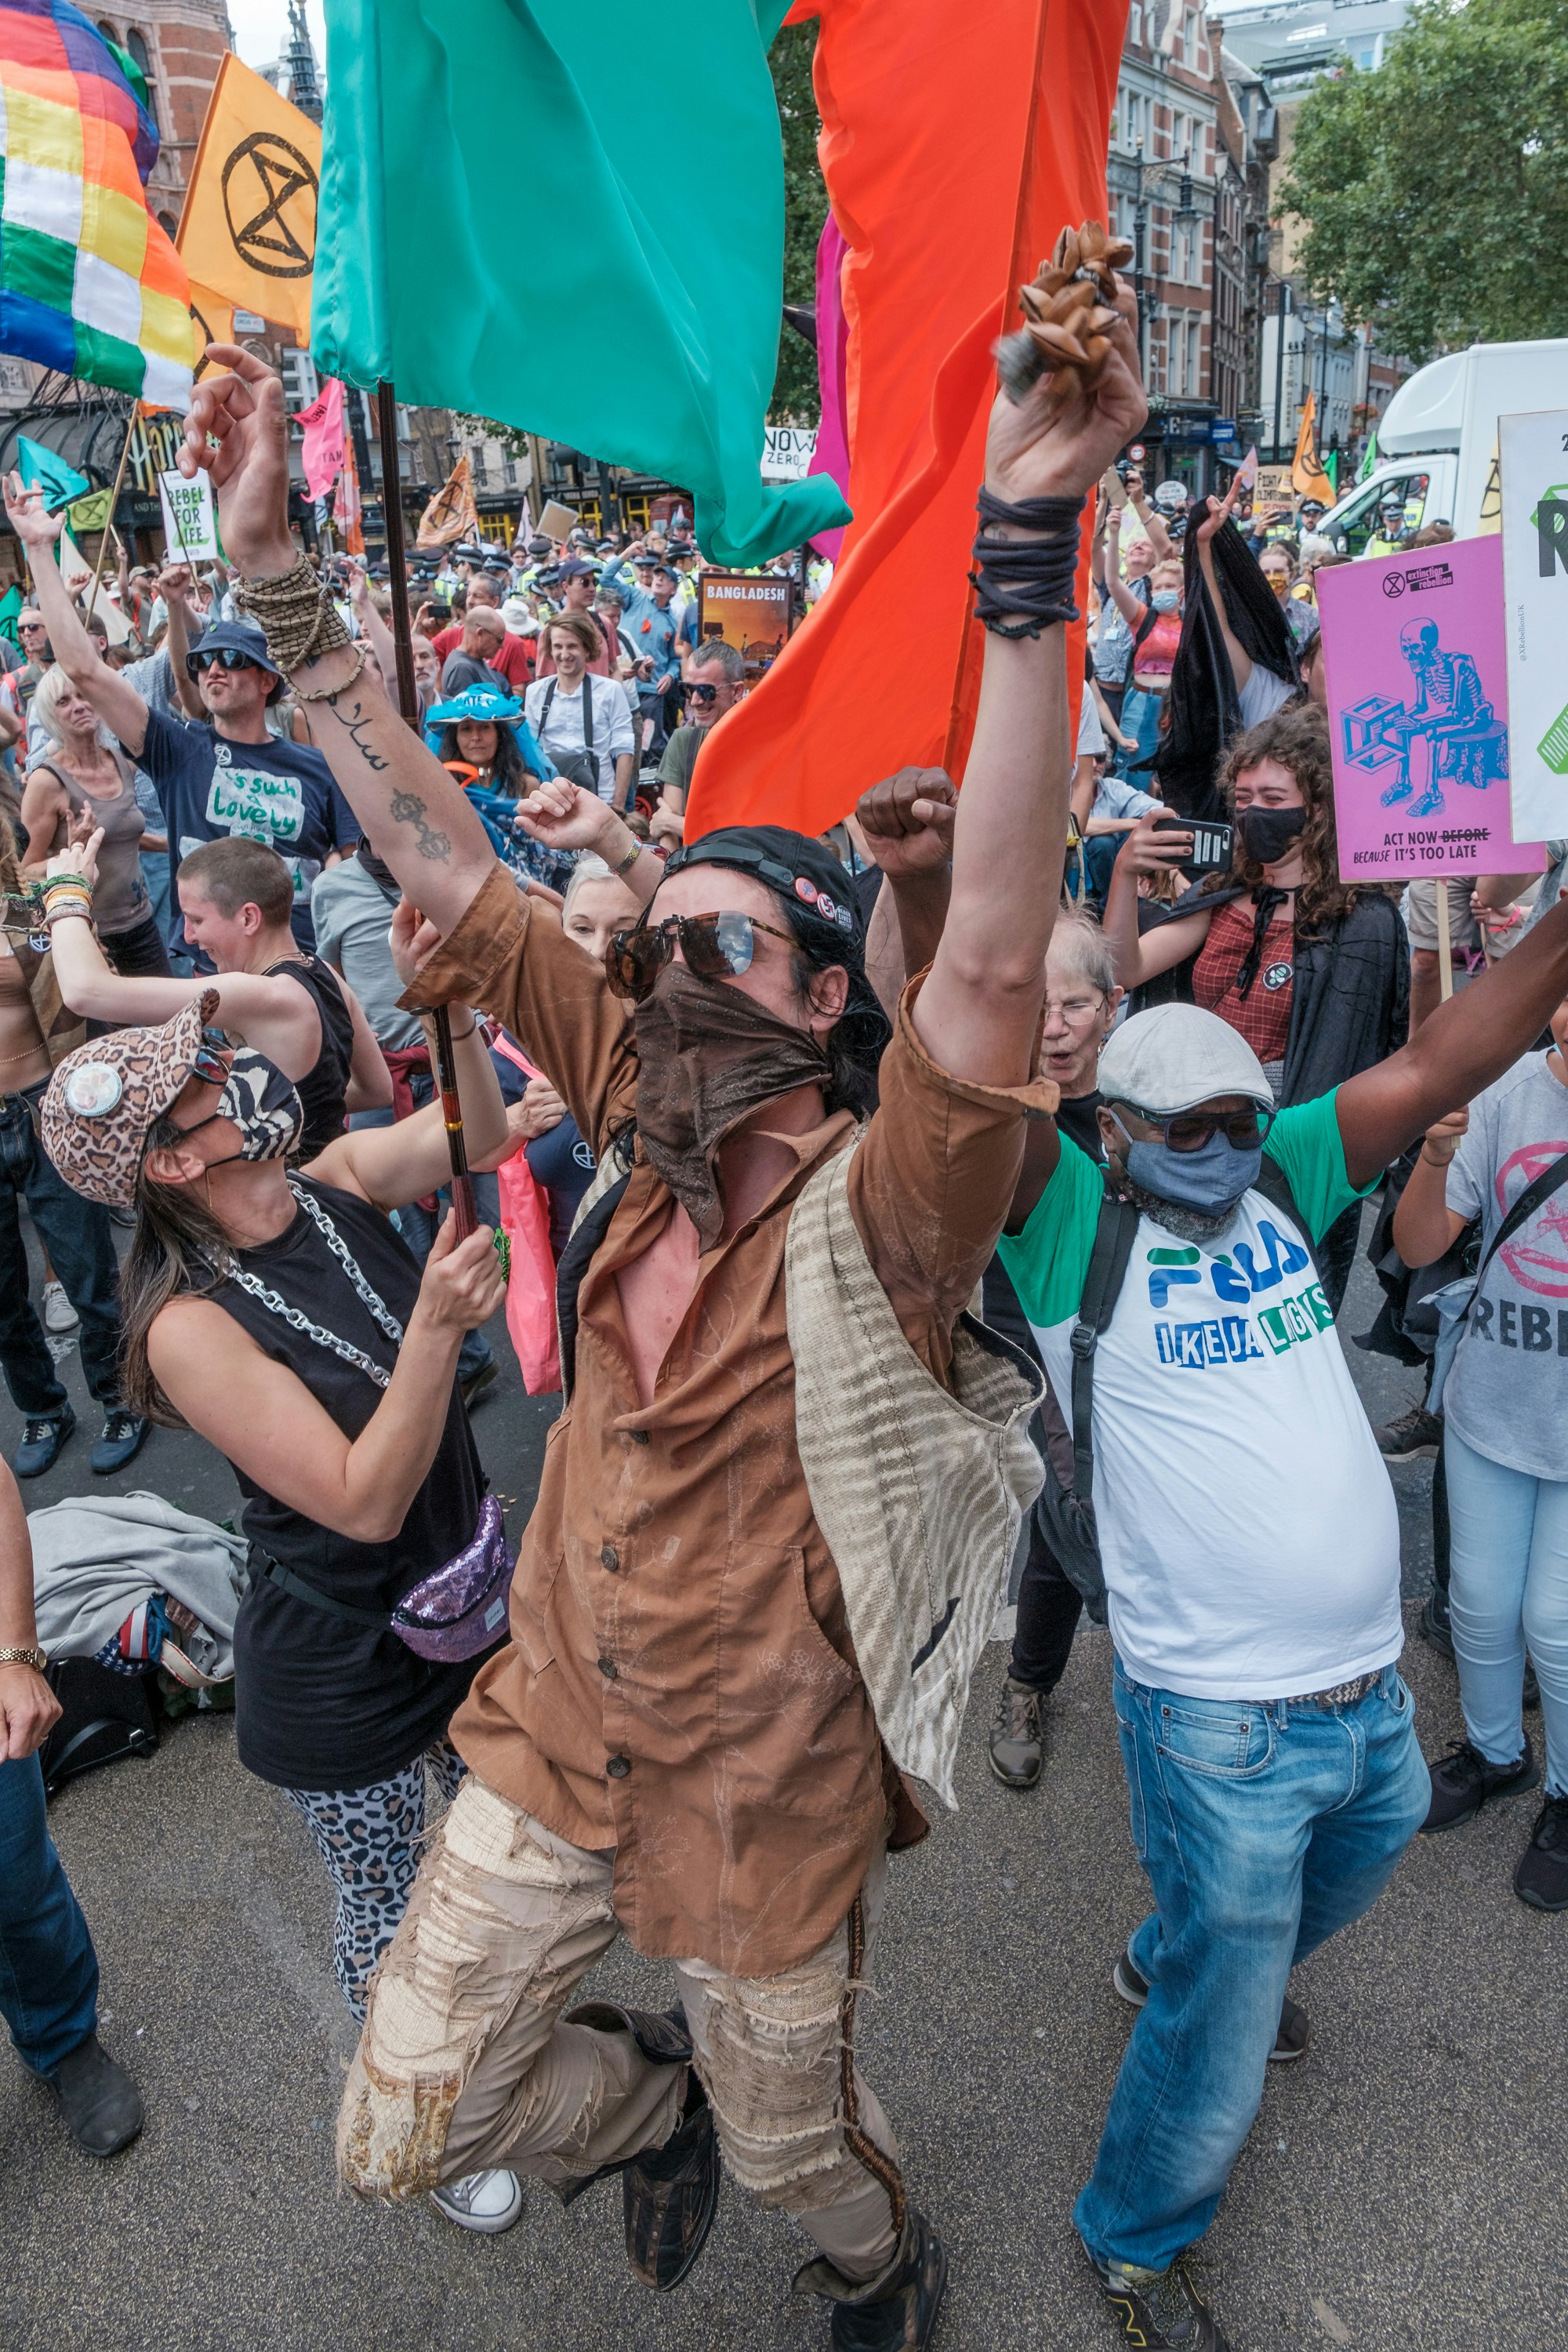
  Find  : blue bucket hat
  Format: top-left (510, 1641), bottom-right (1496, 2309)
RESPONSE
top-left (426, 684), bottom-right (524, 727)
top-left (184, 617), bottom-right (278, 677)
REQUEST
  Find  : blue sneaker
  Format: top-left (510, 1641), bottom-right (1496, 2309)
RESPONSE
top-left (15, 1409), bottom-right (76, 1478)
top-left (90, 1410), bottom-right (149, 1475)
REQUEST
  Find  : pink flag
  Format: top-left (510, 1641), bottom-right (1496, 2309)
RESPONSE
top-left (296, 377), bottom-right (346, 503)
top-left (807, 215), bottom-right (850, 564)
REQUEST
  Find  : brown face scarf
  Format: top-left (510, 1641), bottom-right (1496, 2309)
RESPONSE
top-left (633, 963), bottom-right (833, 1247)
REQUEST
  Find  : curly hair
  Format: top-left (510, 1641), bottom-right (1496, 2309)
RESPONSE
top-left (1207, 701), bottom-right (1372, 937)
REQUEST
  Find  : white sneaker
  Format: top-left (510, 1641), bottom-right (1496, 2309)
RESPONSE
top-left (42, 1281), bottom-right (79, 1335)
top-left (429, 2168), bottom-right (524, 2234)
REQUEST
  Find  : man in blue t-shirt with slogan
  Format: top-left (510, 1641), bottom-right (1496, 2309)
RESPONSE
top-left (17, 538), bottom-right (356, 974)
top-left (991, 919), bottom-right (1568, 2349)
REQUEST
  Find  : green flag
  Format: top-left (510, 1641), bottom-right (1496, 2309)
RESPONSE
top-left (0, 584), bottom-right (20, 648)
top-left (16, 435), bottom-right (90, 514)
top-left (1357, 430), bottom-right (1378, 484)
top-left (68, 488), bottom-right (114, 533)
top-left (311, 2), bottom-right (851, 569)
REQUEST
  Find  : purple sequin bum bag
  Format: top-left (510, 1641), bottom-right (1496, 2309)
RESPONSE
top-left (257, 1493), bottom-right (515, 1664)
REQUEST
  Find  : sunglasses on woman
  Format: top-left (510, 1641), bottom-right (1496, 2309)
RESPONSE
top-left (605, 910), bottom-right (795, 1001)
top-left (1112, 1104), bottom-right (1276, 1154)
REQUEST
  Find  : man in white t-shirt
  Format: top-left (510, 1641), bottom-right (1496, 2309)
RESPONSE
top-left (993, 927), bottom-right (1568, 2349)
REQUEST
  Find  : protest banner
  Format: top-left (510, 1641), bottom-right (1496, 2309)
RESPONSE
top-left (695, 572), bottom-right (793, 677)
top-left (1317, 533), bottom-right (1542, 885)
top-left (158, 466), bottom-right (222, 561)
top-left (1500, 407), bottom-right (1568, 842)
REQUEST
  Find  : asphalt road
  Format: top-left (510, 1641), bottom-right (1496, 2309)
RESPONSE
top-left (3, 1218), bottom-right (1563, 2352)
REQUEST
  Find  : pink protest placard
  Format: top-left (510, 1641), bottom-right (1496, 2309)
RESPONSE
top-left (1317, 535), bottom-right (1544, 883)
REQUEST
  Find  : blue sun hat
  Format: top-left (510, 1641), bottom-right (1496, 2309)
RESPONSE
top-left (426, 684), bottom-right (524, 727)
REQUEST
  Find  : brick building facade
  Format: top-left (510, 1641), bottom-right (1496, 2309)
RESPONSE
top-left (89, 4), bottom-right (234, 236)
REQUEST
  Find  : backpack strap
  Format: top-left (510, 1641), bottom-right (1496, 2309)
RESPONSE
top-left (1065, 1189), bottom-right (1142, 1515)
top-left (1474, 1145), bottom-right (1568, 1287)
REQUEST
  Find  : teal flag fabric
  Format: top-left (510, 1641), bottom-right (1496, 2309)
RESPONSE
top-left (311, 1), bottom-right (851, 568)
top-left (16, 434), bottom-right (90, 513)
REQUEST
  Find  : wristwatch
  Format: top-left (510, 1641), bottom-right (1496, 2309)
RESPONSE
top-left (0, 1646), bottom-right (47, 1672)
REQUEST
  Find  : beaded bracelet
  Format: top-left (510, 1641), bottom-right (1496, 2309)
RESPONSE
top-left (234, 553), bottom-right (353, 676)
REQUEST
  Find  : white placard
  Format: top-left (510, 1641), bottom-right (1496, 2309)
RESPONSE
top-left (761, 424), bottom-right (817, 482)
top-left (158, 466), bottom-right (221, 561)
top-left (1501, 407), bottom-right (1568, 842)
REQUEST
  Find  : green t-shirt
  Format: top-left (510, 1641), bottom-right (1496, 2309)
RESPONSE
top-left (657, 724), bottom-right (705, 802)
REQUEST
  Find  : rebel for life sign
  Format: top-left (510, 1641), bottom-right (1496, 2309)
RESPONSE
top-left (1501, 408), bottom-right (1568, 843)
top-left (1317, 535), bottom-right (1542, 883)
top-left (696, 572), bottom-right (793, 677)
top-left (158, 467), bottom-right (222, 563)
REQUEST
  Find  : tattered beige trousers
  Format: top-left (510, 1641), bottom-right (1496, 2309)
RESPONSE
top-left (336, 1777), bottom-right (903, 2281)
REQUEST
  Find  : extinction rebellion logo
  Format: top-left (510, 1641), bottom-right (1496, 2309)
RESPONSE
top-left (1381, 563), bottom-right (1454, 597)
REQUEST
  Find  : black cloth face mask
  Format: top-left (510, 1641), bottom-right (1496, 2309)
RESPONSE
top-left (1237, 804), bottom-right (1306, 867)
top-left (633, 964), bottom-right (832, 1247)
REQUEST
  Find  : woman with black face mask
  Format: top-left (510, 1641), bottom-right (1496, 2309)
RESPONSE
top-left (1101, 702), bottom-right (1410, 1312)
top-left (34, 897), bottom-right (531, 2241)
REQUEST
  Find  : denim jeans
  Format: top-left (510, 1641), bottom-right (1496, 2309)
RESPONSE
top-left (1074, 1657), bottom-right (1428, 2272)
top-left (0, 1755), bottom-right (100, 2075)
top-left (1120, 684), bottom-right (1167, 775)
top-left (350, 1102), bottom-right (495, 1383)
top-left (1445, 1425), bottom-right (1568, 1797)
top-left (0, 1082), bottom-right (124, 1413)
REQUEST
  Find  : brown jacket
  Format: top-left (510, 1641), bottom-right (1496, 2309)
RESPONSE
top-left (405, 865), bottom-right (1051, 1974)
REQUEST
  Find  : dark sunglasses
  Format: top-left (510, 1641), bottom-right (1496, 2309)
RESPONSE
top-left (1112, 1104), bottom-right (1275, 1154)
top-left (687, 682), bottom-right (720, 703)
top-left (18, 619), bottom-right (46, 633)
top-left (187, 1044), bottom-right (231, 1090)
top-left (189, 648), bottom-right (263, 675)
top-left (605, 910), bottom-right (795, 1001)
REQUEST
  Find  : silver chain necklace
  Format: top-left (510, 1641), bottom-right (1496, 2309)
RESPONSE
top-left (221, 1178), bottom-right (405, 1389)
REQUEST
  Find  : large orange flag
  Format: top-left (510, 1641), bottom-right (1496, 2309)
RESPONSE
top-left (686, 0), bottom-right (1123, 840)
top-left (1290, 391), bottom-right (1335, 505)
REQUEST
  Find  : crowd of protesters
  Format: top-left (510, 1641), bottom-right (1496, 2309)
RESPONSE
top-left (0, 307), bottom-right (1563, 2352)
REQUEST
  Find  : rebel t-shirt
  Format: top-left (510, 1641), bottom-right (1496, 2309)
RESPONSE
top-left (1444, 1052), bottom-right (1568, 1480)
top-left (996, 1091), bottom-right (1402, 1700)
top-left (129, 709), bottom-right (359, 968)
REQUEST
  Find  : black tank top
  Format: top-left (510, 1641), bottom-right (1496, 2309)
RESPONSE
top-left (264, 954), bottom-right (354, 1156)
top-left (212, 1176), bottom-right (493, 1791)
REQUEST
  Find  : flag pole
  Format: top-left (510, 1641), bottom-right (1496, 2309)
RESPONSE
top-left (375, 377), bottom-right (477, 1240)
top-left (84, 405), bottom-right (138, 623)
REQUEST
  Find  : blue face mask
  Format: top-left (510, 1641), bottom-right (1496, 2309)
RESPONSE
top-left (1123, 1129), bottom-right (1262, 1215)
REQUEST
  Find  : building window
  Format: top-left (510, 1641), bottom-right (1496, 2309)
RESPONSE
top-left (125, 26), bottom-right (158, 127)
top-left (1187, 319), bottom-right (1201, 397)
top-left (156, 210), bottom-right (176, 239)
top-left (1128, 2), bottom-right (1143, 43)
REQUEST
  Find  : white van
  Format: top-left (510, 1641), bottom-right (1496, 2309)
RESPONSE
top-left (1319, 337), bottom-right (1568, 553)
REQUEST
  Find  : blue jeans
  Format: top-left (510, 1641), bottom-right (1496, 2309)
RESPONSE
top-left (1445, 1425), bottom-right (1568, 1798)
top-left (1075, 1659), bottom-right (1428, 2272)
top-left (0, 1754), bottom-right (100, 2075)
top-left (0, 1082), bottom-right (125, 1413)
top-left (1120, 684), bottom-right (1166, 774)
top-left (349, 1103), bottom-right (495, 1383)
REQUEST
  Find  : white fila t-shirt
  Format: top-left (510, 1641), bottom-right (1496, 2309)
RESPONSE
top-left (996, 1094), bottom-right (1403, 1700)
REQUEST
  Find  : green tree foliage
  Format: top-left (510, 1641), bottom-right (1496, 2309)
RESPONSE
top-left (770, 18), bottom-right (828, 421)
top-left (1278, 0), bottom-right (1568, 362)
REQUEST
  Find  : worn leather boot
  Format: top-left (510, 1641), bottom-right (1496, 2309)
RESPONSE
top-left (797, 2206), bottom-right (949, 2350)
top-left (560, 2000), bottom-right (720, 2291)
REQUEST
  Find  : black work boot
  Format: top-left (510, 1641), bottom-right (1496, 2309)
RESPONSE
top-left (48, 2034), bottom-right (143, 2157)
top-left (797, 2206), bottom-right (948, 2350)
top-left (988, 1677), bottom-right (1046, 1788)
top-left (1092, 2251), bottom-right (1229, 2349)
top-left (560, 2001), bottom-right (720, 2291)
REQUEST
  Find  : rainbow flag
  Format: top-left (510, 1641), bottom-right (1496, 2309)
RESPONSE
top-left (0, 0), bottom-right (192, 404)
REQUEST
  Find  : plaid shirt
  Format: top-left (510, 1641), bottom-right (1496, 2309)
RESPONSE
top-left (1193, 892), bottom-right (1294, 1066)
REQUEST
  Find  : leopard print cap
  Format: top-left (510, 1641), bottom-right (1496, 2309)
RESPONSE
top-left (41, 991), bottom-right (221, 1208)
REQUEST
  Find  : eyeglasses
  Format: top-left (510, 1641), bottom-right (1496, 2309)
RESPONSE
top-left (1044, 990), bottom-right (1107, 1024)
top-left (19, 620), bottom-right (45, 634)
top-left (605, 910), bottom-right (796, 1001)
top-left (186, 1044), bottom-right (231, 1091)
top-left (190, 648), bottom-right (263, 674)
top-left (1111, 1103), bottom-right (1275, 1153)
top-left (688, 683), bottom-right (720, 703)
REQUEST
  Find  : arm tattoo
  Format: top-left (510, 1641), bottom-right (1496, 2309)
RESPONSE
top-left (389, 789), bottom-right (452, 863)
top-left (322, 693), bottom-right (389, 772)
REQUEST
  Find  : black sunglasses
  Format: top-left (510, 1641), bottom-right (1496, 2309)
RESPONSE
top-left (606, 910), bottom-right (795, 1001)
top-left (189, 648), bottom-right (263, 675)
top-left (687, 682), bottom-right (720, 703)
top-left (1110, 1103), bottom-right (1276, 1154)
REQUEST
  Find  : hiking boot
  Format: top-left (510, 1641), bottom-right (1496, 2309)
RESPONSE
top-left (14, 1409), bottom-right (75, 1479)
top-left (91, 1410), bottom-right (148, 1475)
top-left (1423, 1735), bottom-right (1540, 1833)
top-left (1417, 1592), bottom-right (1454, 1660)
top-left (1092, 2251), bottom-right (1229, 2350)
top-left (797, 2206), bottom-right (948, 2350)
top-left (1515, 1795), bottom-right (1568, 1912)
top-left (988, 1677), bottom-right (1046, 1789)
top-left (1375, 1402), bottom-right (1443, 1462)
top-left (429, 2169), bottom-right (524, 2233)
top-left (1112, 1942), bottom-right (1310, 2062)
top-left (48, 2034), bottom-right (143, 2158)
top-left (561, 2001), bottom-right (719, 2290)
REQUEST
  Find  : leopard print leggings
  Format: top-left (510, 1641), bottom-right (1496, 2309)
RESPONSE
top-left (285, 1742), bottom-right (465, 2020)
